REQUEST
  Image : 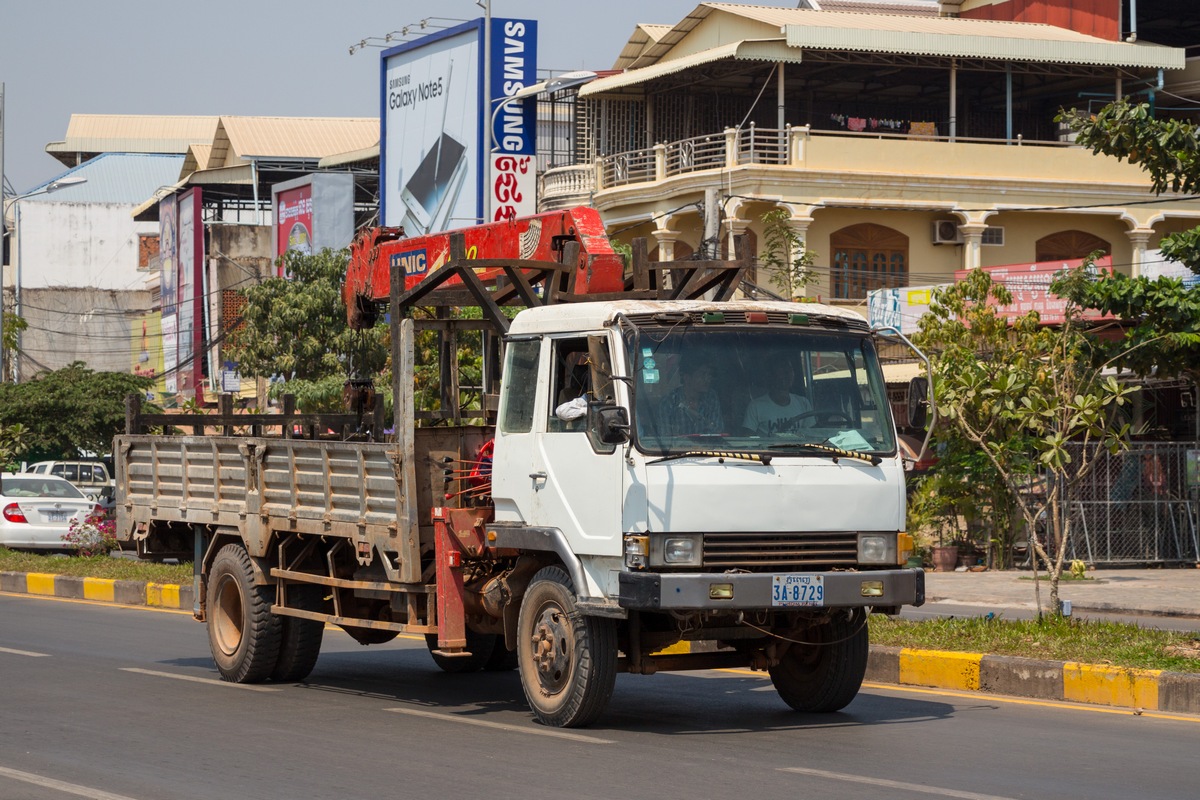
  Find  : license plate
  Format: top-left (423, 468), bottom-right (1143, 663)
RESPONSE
top-left (43, 511), bottom-right (68, 522)
top-left (771, 574), bottom-right (824, 607)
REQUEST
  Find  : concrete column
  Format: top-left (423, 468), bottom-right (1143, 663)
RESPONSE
top-left (788, 124), bottom-right (809, 165)
top-left (1127, 229), bottom-right (1153, 277)
top-left (960, 223), bottom-right (987, 271)
top-left (652, 228), bottom-right (680, 262)
top-left (724, 127), bottom-right (739, 168)
top-left (654, 143), bottom-right (666, 182)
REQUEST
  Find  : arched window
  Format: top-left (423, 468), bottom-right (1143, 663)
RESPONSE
top-left (831, 223), bottom-right (909, 300)
top-left (1035, 230), bottom-right (1111, 262)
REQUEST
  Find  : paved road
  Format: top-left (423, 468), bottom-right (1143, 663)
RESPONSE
top-left (2, 592), bottom-right (1197, 800)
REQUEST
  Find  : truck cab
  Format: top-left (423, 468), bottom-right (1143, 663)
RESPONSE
top-left (490, 299), bottom-right (918, 612)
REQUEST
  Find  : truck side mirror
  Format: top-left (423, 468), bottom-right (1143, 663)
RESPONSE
top-left (590, 404), bottom-right (630, 445)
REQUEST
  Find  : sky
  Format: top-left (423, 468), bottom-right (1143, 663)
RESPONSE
top-left (0, 0), bottom-right (794, 194)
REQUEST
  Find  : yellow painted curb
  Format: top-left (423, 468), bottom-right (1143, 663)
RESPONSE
top-left (82, 577), bottom-right (116, 603)
top-left (26, 573), bottom-right (56, 596)
top-left (900, 648), bottom-right (981, 691)
top-left (146, 583), bottom-right (181, 608)
top-left (1063, 662), bottom-right (1160, 709)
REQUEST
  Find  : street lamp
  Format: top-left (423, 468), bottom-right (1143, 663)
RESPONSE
top-left (486, 71), bottom-right (596, 221)
top-left (1, 175), bottom-right (88, 382)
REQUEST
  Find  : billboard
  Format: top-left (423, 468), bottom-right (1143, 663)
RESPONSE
top-left (1141, 248), bottom-right (1200, 288)
top-left (272, 173), bottom-right (356, 273)
top-left (868, 284), bottom-right (946, 335)
top-left (159, 194), bottom-right (178, 316)
top-left (131, 314), bottom-right (166, 395)
top-left (176, 188), bottom-right (205, 399)
top-left (381, 18), bottom-right (536, 234)
top-left (954, 255), bottom-right (1113, 325)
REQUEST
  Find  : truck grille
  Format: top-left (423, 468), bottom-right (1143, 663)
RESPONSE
top-left (703, 532), bottom-right (858, 570)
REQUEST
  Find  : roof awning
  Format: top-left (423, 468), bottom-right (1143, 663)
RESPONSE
top-left (783, 23), bottom-right (1184, 70)
top-left (579, 39), bottom-right (801, 96)
top-left (131, 175), bottom-right (190, 221)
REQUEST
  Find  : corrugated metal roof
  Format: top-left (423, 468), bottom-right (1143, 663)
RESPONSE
top-left (19, 153), bottom-right (186, 206)
top-left (214, 117), bottom-right (380, 165)
top-left (582, 39), bottom-right (802, 96)
top-left (782, 11), bottom-right (1185, 68)
top-left (613, 24), bottom-right (676, 70)
top-left (44, 115), bottom-right (219, 164)
top-left (622, 3), bottom-right (1184, 70)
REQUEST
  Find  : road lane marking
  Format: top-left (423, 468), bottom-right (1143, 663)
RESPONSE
top-left (0, 765), bottom-right (143, 800)
top-left (385, 707), bottom-right (614, 743)
top-left (780, 766), bottom-right (1020, 800)
top-left (120, 667), bottom-right (280, 692)
top-left (0, 646), bottom-right (50, 657)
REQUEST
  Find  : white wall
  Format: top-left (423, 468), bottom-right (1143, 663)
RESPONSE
top-left (17, 201), bottom-right (157, 291)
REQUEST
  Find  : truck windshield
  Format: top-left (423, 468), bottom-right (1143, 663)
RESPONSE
top-left (628, 326), bottom-right (896, 457)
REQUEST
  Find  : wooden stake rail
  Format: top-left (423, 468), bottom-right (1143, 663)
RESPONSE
top-left (124, 393), bottom-right (387, 441)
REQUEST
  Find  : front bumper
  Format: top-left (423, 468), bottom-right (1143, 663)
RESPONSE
top-left (618, 568), bottom-right (924, 611)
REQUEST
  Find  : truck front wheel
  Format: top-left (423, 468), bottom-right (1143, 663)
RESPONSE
top-left (768, 609), bottom-right (868, 713)
top-left (517, 566), bottom-right (616, 728)
top-left (207, 544), bottom-right (282, 683)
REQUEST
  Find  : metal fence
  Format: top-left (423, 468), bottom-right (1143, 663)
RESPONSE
top-left (1057, 443), bottom-right (1199, 565)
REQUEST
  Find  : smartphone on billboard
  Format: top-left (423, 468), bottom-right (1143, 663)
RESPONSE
top-left (400, 132), bottom-right (468, 234)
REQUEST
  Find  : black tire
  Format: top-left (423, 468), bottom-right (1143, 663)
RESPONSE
top-left (517, 566), bottom-right (617, 728)
top-left (206, 544), bottom-right (282, 683)
top-left (424, 630), bottom-right (498, 673)
top-left (769, 609), bottom-right (869, 713)
top-left (271, 584), bottom-right (325, 683)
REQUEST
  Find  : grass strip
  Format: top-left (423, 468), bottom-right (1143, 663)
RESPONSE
top-left (871, 614), bottom-right (1200, 674)
top-left (0, 547), bottom-right (192, 584)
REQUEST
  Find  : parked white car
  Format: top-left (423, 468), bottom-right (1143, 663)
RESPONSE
top-left (23, 459), bottom-right (115, 512)
top-left (0, 473), bottom-right (97, 551)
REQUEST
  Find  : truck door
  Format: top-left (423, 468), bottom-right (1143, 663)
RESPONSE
top-left (491, 337), bottom-right (543, 524)
top-left (533, 335), bottom-right (623, 555)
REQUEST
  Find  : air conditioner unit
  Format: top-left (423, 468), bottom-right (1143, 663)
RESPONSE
top-left (931, 220), bottom-right (963, 245)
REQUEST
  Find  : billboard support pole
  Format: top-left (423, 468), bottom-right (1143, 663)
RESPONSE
top-left (482, 0), bottom-right (492, 225)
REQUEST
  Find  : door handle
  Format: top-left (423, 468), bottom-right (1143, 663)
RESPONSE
top-left (529, 471), bottom-right (547, 480)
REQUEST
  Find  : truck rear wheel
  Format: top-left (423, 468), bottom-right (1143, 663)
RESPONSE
top-left (769, 609), bottom-right (868, 713)
top-left (271, 585), bottom-right (325, 683)
top-left (207, 544), bottom-right (282, 683)
top-left (517, 566), bottom-right (616, 728)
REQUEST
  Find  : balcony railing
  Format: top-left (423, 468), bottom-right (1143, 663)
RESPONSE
top-left (539, 165), bottom-right (595, 209)
top-left (596, 123), bottom-right (1077, 191)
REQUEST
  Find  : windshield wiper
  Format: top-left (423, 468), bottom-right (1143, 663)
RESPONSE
top-left (766, 442), bottom-right (882, 466)
top-left (648, 450), bottom-right (773, 466)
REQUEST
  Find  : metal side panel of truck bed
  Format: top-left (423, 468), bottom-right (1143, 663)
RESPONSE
top-left (114, 434), bottom-right (406, 560)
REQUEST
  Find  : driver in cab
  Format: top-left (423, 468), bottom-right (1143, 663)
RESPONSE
top-left (743, 360), bottom-right (813, 435)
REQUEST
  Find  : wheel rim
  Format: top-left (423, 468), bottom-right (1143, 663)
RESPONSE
top-left (212, 574), bottom-right (245, 657)
top-left (529, 602), bottom-right (573, 696)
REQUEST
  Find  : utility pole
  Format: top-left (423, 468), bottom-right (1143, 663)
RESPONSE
top-left (482, 0), bottom-right (492, 224)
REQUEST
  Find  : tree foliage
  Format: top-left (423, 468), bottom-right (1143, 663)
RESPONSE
top-left (916, 270), bottom-right (1134, 614)
top-left (225, 248), bottom-right (389, 411)
top-left (1055, 101), bottom-right (1200, 383)
top-left (0, 363), bottom-right (154, 459)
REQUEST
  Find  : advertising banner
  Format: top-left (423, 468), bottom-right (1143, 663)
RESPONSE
top-left (488, 19), bottom-right (537, 222)
top-left (271, 174), bottom-right (356, 276)
top-left (381, 17), bottom-right (536, 234)
top-left (276, 183), bottom-right (313, 258)
top-left (162, 313), bottom-right (178, 395)
top-left (176, 188), bottom-right (205, 398)
top-left (131, 314), bottom-right (165, 395)
top-left (867, 284), bottom-right (946, 335)
top-left (159, 194), bottom-right (178, 317)
top-left (1141, 248), bottom-right (1200, 288)
top-left (955, 256), bottom-right (1113, 324)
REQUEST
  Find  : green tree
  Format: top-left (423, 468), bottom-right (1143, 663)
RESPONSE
top-left (225, 248), bottom-right (389, 411)
top-left (916, 270), bottom-right (1134, 615)
top-left (759, 208), bottom-right (816, 298)
top-left (0, 363), bottom-right (154, 459)
top-left (2, 312), bottom-right (27, 383)
top-left (1056, 101), bottom-right (1200, 383)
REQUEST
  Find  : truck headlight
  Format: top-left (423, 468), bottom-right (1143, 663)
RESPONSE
top-left (858, 533), bottom-right (898, 565)
top-left (663, 537), bottom-right (696, 564)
